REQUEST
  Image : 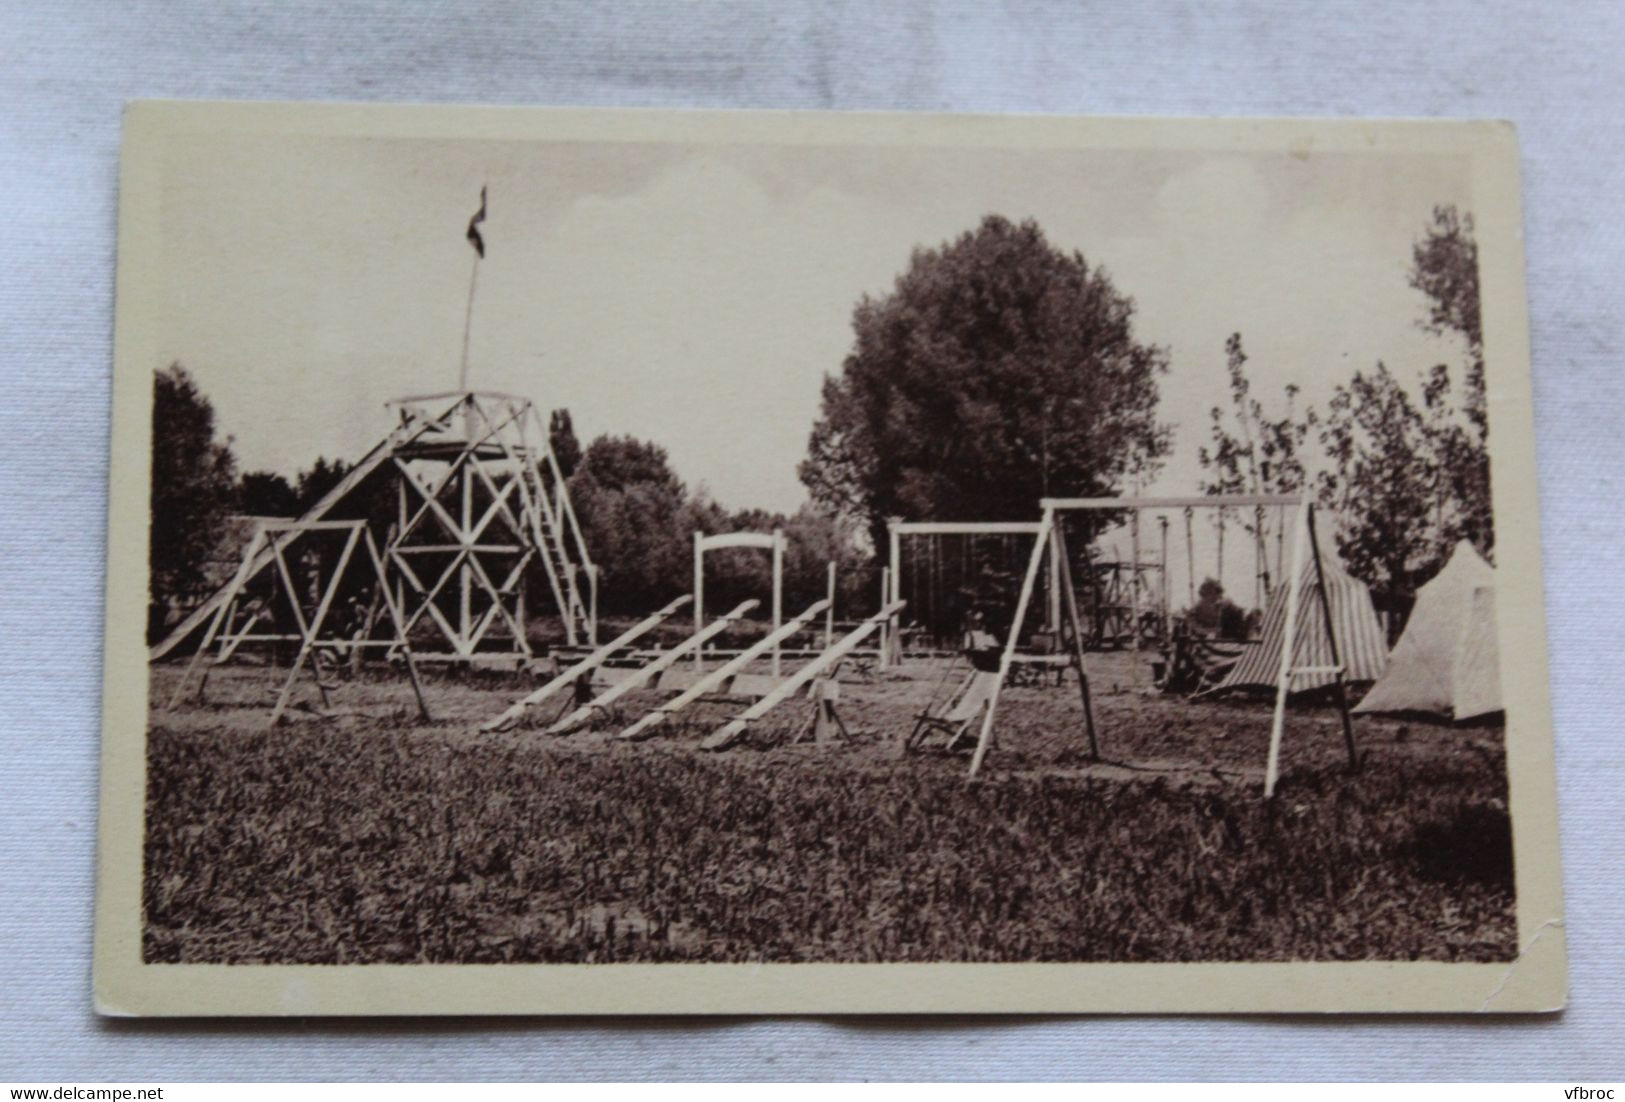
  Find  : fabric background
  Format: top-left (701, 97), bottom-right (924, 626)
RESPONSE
top-left (2, 0), bottom-right (1621, 1082)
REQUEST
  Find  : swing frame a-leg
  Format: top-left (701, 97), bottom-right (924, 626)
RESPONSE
top-left (968, 494), bottom-right (1355, 796)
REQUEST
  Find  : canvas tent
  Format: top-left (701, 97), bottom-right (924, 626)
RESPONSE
top-left (1354, 541), bottom-right (1501, 721)
top-left (1209, 550), bottom-right (1389, 695)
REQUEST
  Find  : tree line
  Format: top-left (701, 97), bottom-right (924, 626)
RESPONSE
top-left (1196, 205), bottom-right (1490, 619)
top-left (147, 374), bottom-right (872, 641)
top-left (152, 205), bottom-right (1488, 642)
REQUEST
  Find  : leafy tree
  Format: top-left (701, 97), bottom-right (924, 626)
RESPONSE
top-left (1198, 206), bottom-right (1492, 612)
top-left (238, 470), bottom-right (299, 517)
top-left (1196, 333), bottom-right (1316, 598)
top-left (1199, 334), bottom-right (1314, 500)
top-left (1410, 205), bottom-right (1491, 557)
top-left (800, 215), bottom-right (1171, 551)
top-left (1313, 205), bottom-right (1492, 600)
top-left (1411, 205), bottom-right (1483, 418)
top-left (576, 434), bottom-right (685, 496)
top-left (568, 435), bottom-right (691, 614)
top-left (548, 408), bottom-right (582, 478)
top-left (1315, 363), bottom-right (1440, 601)
top-left (150, 365), bottom-right (239, 639)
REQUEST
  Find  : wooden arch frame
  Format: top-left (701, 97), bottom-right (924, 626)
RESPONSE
top-left (693, 529), bottom-right (785, 676)
top-left (970, 494), bottom-right (1358, 796)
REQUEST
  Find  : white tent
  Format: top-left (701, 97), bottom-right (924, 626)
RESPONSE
top-left (1353, 541), bottom-right (1502, 721)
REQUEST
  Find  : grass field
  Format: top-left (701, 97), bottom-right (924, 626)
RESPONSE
top-left (143, 654), bottom-right (1517, 964)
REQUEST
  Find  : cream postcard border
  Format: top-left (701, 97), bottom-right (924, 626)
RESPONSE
top-left (94, 102), bottom-right (1566, 1016)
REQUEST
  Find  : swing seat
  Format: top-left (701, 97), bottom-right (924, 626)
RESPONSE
top-left (905, 668), bottom-right (1001, 753)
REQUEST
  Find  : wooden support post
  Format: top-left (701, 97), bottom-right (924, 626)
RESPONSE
top-left (459, 462), bottom-right (473, 656)
top-left (1130, 511), bottom-right (1142, 649)
top-left (1254, 504), bottom-right (1268, 608)
top-left (1265, 498), bottom-right (1311, 797)
top-left (168, 526), bottom-right (267, 709)
top-left (693, 531), bottom-right (704, 674)
top-left (879, 566), bottom-right (893, 665)
top-left (1305, 505), bottom-right (1360, 772)
top-left (480, 594), bottom-right (692, 731)
top-left (969, 510), bottom-right (1053, 777)
top-left (1053, 522), bottom-right (1099, 760)
top-left (771, 528), bottom-right (784, 678)
top-left (1184, 506), bottom-right (1196, 610)
top-left (1047, 528), bottom-right (1062, 636)
top-left (619, 599), bottom-right (830, 741)
top-left (1159, 514), bottom-right (1170, 645)
top-left (587, 563), bottom-right (599, 646)
top-left (811, 678), bottom-right (846, 744)
top-left (825, 560), bottom-right (836, 650)
top-left (269, 525), bottom-right (361, 726)
top-left (887, 518), bottom-right (901, 668)
top-left (365, 530), bottom-right (430, 721)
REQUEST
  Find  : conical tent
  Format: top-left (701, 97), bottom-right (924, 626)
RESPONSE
top-left (1354, 541), bottom-right (1501, 720)
top-left (1211, 550), bottom-right (1389, 695)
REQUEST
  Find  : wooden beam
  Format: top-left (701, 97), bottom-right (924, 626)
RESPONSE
top-left (480, 595), bottom-right (692, 732)
top-left (888, 521), bottom-right (1045, 535)
top-left (771, 528), bottom-right (784, 678)
top-left (696, 531), bottom-right (779, 552)
top-left (701, 600), bottom-right (905, 750)
top-left (617, 599), bottom-right (831, 741)
top-left (1041, 493), bottom-right (1304, 511)
top-left (386, 388), bottom-right (531, 407)
top-left (268, 524), bottom-right (361, 725)
top-left (548, 600), bottom-right (759, 735)
top-left (1305, 503), bottom-right (1360, 772)
top-left (1265, 498), bottom-right (1311, 797)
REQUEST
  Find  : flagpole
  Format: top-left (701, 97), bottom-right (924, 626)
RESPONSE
top-left (458, 253), bottom-right (480, 392)
top-left (459, 184), bottom-right (487, 393)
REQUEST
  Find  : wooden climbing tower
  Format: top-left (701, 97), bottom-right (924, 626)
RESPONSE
top-left (150, 389), bottom-right (597, 666)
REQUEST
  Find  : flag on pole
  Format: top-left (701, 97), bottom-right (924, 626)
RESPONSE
top-left (466, 186), bottom-right (487, 258)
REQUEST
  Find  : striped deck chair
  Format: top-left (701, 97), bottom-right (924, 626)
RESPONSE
top-left (905, 667), bottom-right (1002, 753)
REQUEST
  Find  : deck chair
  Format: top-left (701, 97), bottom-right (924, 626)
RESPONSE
top-left (905, 667), bottom-right (1002, 753)
top-left (1161, 634), bottom-right (1246, 695)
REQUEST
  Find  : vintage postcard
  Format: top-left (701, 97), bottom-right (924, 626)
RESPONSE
top-left (96, 102), bottom-right (1565, 1015)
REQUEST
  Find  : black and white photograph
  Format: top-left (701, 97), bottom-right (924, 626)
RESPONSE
top-left (96, 103), bottom-right (1563, 1015)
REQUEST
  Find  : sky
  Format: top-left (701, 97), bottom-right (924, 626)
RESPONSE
top-left (156, 126), bottom-right (1476, 603)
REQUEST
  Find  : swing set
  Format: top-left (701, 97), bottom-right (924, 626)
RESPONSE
top-left (881, 520), bottom-right (1049, 664)
top-left (970, 493), bottom-right (1359, 797)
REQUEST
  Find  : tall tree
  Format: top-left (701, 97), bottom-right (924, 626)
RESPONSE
top-left (1410, 205), bottom-right (1483, 415)
top-left (1199, 333), bottom-right (1314, 500)
top-left (1199, 206), bottom-right (1492, 613)
top-left (800, 215), bottom-right (1171, 551)
top-left (238, 470), bottom-right (299, 517)
top-left (1314, 363), bottom-right (1441, 601)
top-left (1314, 205), bottom-right (1492, 597)
top-left (548, 408), bottom-right (582, 478)
top-left (567, 435), bottom-right (691, 614)
top-left (1197, 333), bottom-right (1315, 600)
top-left (150, 365), bottom-right (238, 638)
top-left (1409, 205), bottom-right (1491, 557)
